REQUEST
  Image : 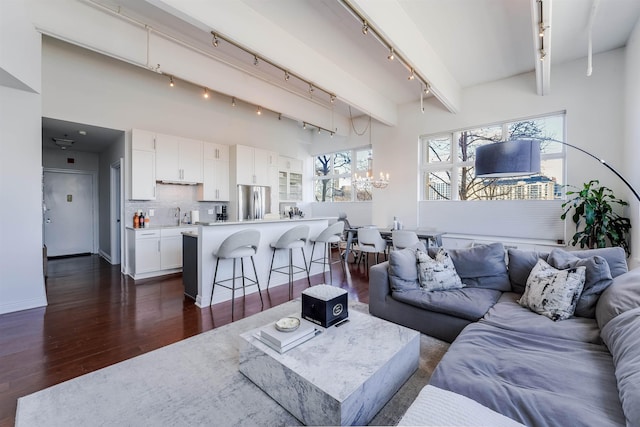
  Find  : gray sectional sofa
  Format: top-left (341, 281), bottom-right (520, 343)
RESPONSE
top-left (369, 243), bottom-right (640, 426)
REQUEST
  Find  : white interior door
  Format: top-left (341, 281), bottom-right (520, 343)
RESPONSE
top-left (44, 170), bottom-right (94, 257)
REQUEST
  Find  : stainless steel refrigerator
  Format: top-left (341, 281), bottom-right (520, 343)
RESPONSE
top-left (237, 185), bottom-right (271, 221)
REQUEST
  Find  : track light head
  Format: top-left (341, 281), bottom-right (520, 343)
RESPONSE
top-left (408, 69), bottom-right (415, 80)
top-left (231, 97), bottom-right (236, 107)
top-left (203, 87), bottom-right (209, 98)
top-left (169, 76), bottom-right (174, 87)
top-left (388, 47), bottom-right (394, 61)
top-left (539, 49), bottom-right (546, 61)
top-left (212, 33), bottom-right (219, 47)
top-left (303, 122), bottom-right (307, 129)
top-left (330, 132), bottom-right (334, 138)
top-left (424, 84), bottom-right (430, 95)
top-left (362, 20), bottom-right (369, 35)
top-left (318, 128), bottom-right (321, 134)
top-left (284, 70), bottom-right (290, 81)
top-left (257, 106), bottom-right (262, 115)
top-left (309, 84), bottom-right (314, 94)
top-left (278, 113), bottom-right (282, 120)
top-left (330, 94), bottom-right (336, 103)
top-left (253, 55), bottom-right (259, 66)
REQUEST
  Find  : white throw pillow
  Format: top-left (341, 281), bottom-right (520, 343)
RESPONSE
top-left (519, 258), bottom-right (586, 321)
top-left (416, 248), bottom-right (464, 292)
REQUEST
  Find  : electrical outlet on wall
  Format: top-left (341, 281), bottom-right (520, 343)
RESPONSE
top-left (148, 209), bottom-right (155, 216)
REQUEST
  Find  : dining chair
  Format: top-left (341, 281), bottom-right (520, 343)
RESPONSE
top-left (356, 227), bottom-right (387, 270)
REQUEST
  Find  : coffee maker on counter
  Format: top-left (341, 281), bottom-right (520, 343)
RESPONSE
top-left (216, 205), bottom-right (227, 222)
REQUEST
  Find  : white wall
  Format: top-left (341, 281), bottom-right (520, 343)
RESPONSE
top-left (0, 0), bottom-right (47, 314)
top-left (310, 49), bottom-right (629, 245)
top-left (98, 134), bottom-right (126, 262)
top-left (41, 37), bottom-right (313, 159)
top-left (624, 18), bottom-right (640, 267)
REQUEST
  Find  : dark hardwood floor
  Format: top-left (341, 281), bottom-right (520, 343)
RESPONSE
top-left (0, 251), bottom-right (374, 426)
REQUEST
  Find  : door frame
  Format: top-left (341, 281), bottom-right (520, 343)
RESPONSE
top-left (43, 168), bottom-right (99, 255)
top-left (110, 159), bottom-right (124, 267)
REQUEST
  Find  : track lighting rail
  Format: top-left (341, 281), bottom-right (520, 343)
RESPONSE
top-left (338, 0), bottom-right (431, 95)
top-left (210, 31), bottom-right (336, 105)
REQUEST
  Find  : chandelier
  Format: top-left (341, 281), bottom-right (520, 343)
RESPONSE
top-left (354, 172), bottom-right (390, 190)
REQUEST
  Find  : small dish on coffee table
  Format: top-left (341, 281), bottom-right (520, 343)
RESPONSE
top-left (275, 317), bottom-right (300, 332)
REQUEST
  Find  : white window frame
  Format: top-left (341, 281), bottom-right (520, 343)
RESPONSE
top-left (420, 112), bottom-right (566, 201)
top-left (312, 146), bottom-right (372, 202)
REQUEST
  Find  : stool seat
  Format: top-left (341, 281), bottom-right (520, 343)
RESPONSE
top-left (267, 225), bottom-right (311, 299)
top-left (271, 240), bottom-right (305, 249)
top-left (219, 247), bottom-right (258, 258)
top-left (211, 229), bottom-right (263, 320)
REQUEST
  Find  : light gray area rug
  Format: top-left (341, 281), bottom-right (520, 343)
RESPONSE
top-left (16, 300), bottom-right (449, 426)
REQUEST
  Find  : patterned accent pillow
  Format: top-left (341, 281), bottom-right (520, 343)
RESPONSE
top-left (416, 248), bottom-right (464, 292)
top-left (519, 259), bottom-right (586, 321)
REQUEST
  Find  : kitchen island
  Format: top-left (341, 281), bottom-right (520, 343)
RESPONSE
top-left (195, 217), bottom-right (330, 308)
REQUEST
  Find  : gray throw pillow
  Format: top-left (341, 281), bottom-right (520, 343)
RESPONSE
top-left (547, 249), bottom-right (613, 318)
top-left (570, 247), bottom-right (628, 278)
top-left (439, 243), bottom-right (511, 291)
top-left (416, 248), bottom-right (464, 292)
top-left (596, 267), bottom-right (640, 330)
top-left (388, 247), bottom-right (420, 293)
top-left (519, 259), bottom-right (586, 321)
top-left (507, 249), bottom-right (549, 294)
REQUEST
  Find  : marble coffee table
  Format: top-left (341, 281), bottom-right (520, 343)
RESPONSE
top-left (238, 309), bottom-right (420, 426)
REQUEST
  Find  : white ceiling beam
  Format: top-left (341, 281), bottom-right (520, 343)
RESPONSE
top-left (147, 0), bottom-right (399, 126)
top-left (532, 0), bottom-right (552, 95)
top-left (347, 0), bottom-right (461, 113)
top-left (26, 0), bottom-right (350, 134)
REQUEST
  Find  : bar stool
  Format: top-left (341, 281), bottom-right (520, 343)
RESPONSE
top-left (210, 229), bottom-right (263, 320)
top-left (309, 221), bottom-right (345, 284)
top-left (267, 225), bottom-right (311, 299)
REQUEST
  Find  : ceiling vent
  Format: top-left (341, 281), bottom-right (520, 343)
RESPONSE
top-left (52, 137), bottom-right (75, 150)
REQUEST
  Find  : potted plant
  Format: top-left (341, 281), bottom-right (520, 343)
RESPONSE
top-left (561, 180), bottom-right (631, 256)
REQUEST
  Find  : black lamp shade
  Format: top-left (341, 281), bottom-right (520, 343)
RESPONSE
top-left (475, 140), bottom-right (541, 178)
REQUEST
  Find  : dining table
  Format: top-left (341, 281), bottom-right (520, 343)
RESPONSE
top-left (342, 227), bottom-right (443, 264)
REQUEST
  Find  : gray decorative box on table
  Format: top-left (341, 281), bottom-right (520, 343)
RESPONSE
top-left (238, 309), bottom-right (420, 426)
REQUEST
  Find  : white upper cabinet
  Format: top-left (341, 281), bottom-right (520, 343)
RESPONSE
top-left (155, 133), bottom-right (203, 184)
top-left (198, 142), bottom-right (230, 201)
top-left (130, 129), bottom-right (156, 200)
top-left (278, 155), bottom-right (303, 201)
top-left (233, 145), bottom-right (277, 186)
top-left (278, 156), bottom-right (303, 173)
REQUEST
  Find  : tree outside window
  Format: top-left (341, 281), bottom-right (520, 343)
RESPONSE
top-left (314, 148), bottom-right (372, 202)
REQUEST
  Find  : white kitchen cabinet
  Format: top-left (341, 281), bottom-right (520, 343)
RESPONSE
top-left (198, 143), bottom-right (230, 201)
top-left (128, 229), bottom-right (161, 275)
top-left (278, 156), bottom-right (303, 201)
top-left (160, 227), bottom-right (196, 270)
top-left (233, 145), bottom-right (277, 186)
top-left (127, 226), bottom-right (197, 279)
top-left (278, 156), bottom-right (303, 173)
top-left (130, 129), bottom-right (156, 200)
top-left (155, 133), bottom-right (203, 184)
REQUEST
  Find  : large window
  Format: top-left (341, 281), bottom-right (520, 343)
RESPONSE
top-left (420, 113), bottom-right (565, 201)
top-left (314, 147), bottom-right (373, 202)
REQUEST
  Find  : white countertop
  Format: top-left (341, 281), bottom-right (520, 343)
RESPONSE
top-left (196, 217), bottom-right (333, 226)
top-left (126, 224), bottom-right (198, 231)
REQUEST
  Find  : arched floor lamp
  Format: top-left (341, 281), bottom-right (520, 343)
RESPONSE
top-left (475, 139), bottom-right (640, 202)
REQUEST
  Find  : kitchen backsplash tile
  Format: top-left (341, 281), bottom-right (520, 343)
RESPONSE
top-left (125, 183), bottom-right (227, 227)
